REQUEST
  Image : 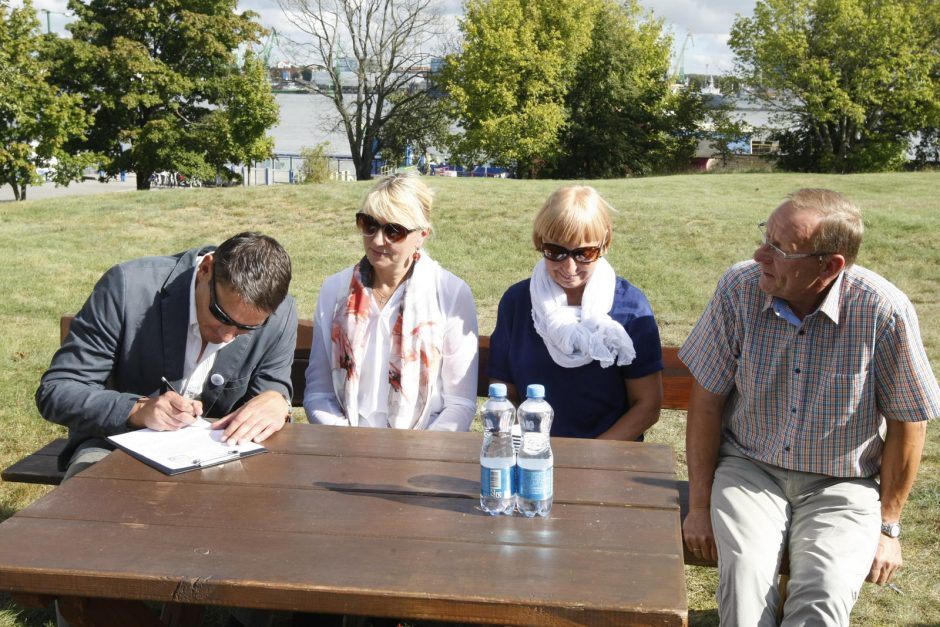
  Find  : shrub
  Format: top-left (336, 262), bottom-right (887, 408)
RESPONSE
top-left (298, 143), bottom-right (331, 184)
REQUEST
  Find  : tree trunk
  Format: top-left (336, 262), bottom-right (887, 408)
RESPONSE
top-left (136, 170), bottom-right (152, 191)
top-left (355, 159), bottom-right (373, 181)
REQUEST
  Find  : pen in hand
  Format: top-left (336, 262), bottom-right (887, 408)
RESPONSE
top-left (160, 377), bottom-right (201, 419)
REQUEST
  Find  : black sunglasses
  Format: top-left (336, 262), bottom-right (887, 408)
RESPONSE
top-left (356, 212), bottom-right (417, 243)
top-left (209, 273), bottom-right (267, 331)
top-left (541, 242), bottom-right (604, 264)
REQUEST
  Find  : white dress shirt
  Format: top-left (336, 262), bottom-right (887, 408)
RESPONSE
top-left (180, 255), bottom-right (233, 399)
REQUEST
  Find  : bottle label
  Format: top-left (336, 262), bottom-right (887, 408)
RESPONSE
top-left (481, 467), bottom-right (513, 499)
top-left (518, 467), bottom-right (553, 500)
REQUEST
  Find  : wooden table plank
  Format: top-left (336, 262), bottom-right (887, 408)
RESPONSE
top-left (81, 451), bottom-right (681, 510)
top-left (17, 477), bottom-right (682, 554)
top-left (0, 517), bottom-right (686, 626)
top-left (261, 424), bottom-right (678, 474)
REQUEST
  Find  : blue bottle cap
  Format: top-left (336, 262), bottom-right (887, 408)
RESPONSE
top-left (488, 383), bottom-right (507, 398)
top-left (526, 384), bottom-right (545, 399)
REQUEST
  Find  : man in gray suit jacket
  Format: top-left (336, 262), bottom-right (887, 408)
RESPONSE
top-left (36, 231), bottom-right (298, 478)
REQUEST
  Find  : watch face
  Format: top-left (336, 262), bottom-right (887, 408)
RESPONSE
top-left (882, 522), bottom-right (901, 538)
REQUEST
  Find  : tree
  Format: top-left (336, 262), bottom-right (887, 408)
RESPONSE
top-left (200, 52), bottom-right (279, 178)
top-left (377, 89), bottom-right (451, 168)
top-left (703, 102), bottom-right (751, 168)
top-left (911, 128), bottom-right (940, 169)
top-left (277, 0), bottom-right (447, 181)
top-left (0, 1), bottom-right (94, 201)
top-left (729, 0), bottom-right (940, 172)
top-left (440, 0), bottom-right (598, 178)
top-left (50, 0), bottom-right (277, 190)
top-left (548, 0), bottom-right (703, 178)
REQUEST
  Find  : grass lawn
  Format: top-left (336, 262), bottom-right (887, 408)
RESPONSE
top-left (1, 171), bottom-right (938, 626)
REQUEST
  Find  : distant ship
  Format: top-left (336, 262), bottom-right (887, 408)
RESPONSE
top-left (270, 80), bottom-right (308, 94)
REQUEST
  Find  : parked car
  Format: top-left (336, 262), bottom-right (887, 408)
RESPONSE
top-left (36, 156), bottom-right (59, 182)
top-left (470, 165), bottom-right (510, 178)
top-left (431, 164), bottom-right (466, 177)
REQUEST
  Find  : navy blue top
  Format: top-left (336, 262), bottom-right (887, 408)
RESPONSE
top-left (488, 278), bottom-right (663, 439)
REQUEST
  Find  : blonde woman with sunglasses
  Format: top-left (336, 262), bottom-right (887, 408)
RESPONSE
top-left (304, 174), bottom-right (479, 431)
top-left (489, 186), bottom-right (663, 440)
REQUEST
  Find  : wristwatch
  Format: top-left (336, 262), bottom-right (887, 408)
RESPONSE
top-left (281, 394), bottom-right (293, 422)
top-left (881, 521), bottom-right (902, 538)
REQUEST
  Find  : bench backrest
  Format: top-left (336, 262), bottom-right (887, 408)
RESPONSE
top-left (61, 316), bottom-right (693, 410)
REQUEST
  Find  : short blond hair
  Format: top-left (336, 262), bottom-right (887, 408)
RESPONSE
top-left (532, 186), bottom-right (613, 252)
top-left (360, 174), bottom-right (433, 231)
top-left (785, 188), bottom-right (864, 265)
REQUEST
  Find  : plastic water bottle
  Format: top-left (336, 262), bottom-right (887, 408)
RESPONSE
top-left (516, 384), bottom-right (554, 517)
top-left (479, 383), bottom-right (516, 515)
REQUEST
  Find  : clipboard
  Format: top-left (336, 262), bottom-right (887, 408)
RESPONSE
top-left (107, 418), bottom-right (267, 475)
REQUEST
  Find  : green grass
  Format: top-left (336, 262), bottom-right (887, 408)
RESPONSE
top-left (1, 172), bottom-right (938, 626)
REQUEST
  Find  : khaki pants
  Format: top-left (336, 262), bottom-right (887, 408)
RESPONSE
top-left (711, 443), bottom-right (880, 627)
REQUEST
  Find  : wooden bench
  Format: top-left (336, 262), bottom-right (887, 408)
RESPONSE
top-left (3, 316), bottom-right (709, 569)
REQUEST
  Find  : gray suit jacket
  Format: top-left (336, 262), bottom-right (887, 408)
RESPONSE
top-left (35, 246), bottom-right (298, 469)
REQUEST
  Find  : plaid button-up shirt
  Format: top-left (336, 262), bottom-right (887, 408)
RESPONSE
top-left (680, 261), bottom-right (940, 478)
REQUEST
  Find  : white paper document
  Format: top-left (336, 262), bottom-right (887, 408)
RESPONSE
top-left (108, 418), bottom-right (266, 475)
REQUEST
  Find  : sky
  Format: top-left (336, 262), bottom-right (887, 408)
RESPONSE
top-left (20, 0), bottom-right (755, 76)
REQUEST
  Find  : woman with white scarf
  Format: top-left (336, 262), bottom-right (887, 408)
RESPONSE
top-left (489, 186), bottom-right (663, 440)
top-left (304, 174), bottom-right (479, 431)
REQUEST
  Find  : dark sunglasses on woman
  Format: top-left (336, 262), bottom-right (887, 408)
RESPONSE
top-left (541, 243), bottom-right (604, 264)
top-left (356, 212), bottom-right (417, 243)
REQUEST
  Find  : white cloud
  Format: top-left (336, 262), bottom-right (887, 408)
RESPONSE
top-left (640, 0), bottom-right (755, 74)
top-left (644, 0), bottom-right (752, 34)
top-left (11, 0), bottom-right (72, 34)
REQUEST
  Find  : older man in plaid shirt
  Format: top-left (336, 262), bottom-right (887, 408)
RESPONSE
top-left (680, 188), bottom-right (939, 626)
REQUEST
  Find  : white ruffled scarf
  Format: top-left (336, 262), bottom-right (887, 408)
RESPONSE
top-left (529, 257), bottom-right (636, 369)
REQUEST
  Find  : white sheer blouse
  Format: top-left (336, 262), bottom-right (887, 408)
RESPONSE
top-left (304, 264), bottom-right (479, 431)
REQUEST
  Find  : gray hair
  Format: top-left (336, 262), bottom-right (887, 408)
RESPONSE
top-left (785, 189), bottom-right (864, 266)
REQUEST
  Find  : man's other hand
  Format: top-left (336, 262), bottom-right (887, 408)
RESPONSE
top-left (683, 507), bottom-right (719, 563)
top-left (211, 390), bottom-right (288, 445)
top-left (868, 535), bottom-right (902, 585)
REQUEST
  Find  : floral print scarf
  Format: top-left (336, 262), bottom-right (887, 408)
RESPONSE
top-left (331, 253), bottom-right (445, 428)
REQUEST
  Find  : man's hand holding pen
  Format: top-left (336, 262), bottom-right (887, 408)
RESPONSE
top-left (126, 378), bottom-right (203, 431)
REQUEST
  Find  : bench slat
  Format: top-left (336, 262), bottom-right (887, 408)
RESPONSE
top-left (662, 347), bottom-right (693, 410)
top-left (1, 438), bottom-right (67, 485)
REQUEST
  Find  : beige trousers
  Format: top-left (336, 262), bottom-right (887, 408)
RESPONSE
top-left (711, 442), bottom-right (880, 627)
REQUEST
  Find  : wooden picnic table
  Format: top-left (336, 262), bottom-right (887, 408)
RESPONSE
top-left (0, 424), bottom-right (688, 626)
